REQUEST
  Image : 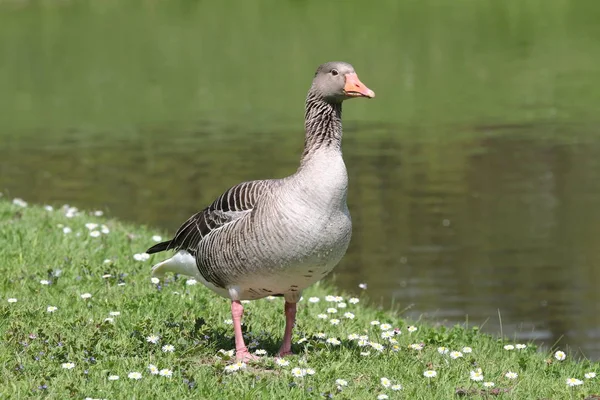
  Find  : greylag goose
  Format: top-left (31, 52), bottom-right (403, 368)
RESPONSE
top-left (147, 61), bottom-right (374, 361)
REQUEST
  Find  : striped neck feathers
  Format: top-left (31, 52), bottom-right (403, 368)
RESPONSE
top-left (301, 93), bottom-right (343, 164)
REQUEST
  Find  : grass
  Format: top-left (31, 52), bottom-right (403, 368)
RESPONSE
top-left (0, 198), bottom-right (598, 399)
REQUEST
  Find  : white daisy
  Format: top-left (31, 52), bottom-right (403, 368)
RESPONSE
top-left (133, 253), bottom-right (150, 261)
top-left (159, 369), bottom-right (173, 377)
top-left (344, 312), bottom-right (355, 319)
top-left (148, 364), bottom-right (159, 375)
top-left (505, 371), bottom-right (518, 379)
top-left (62, 362), bottom-right (75, 369)
top-left (152, 235), bottom-right (162, 242)
top-left (108, 375), bottom-right (119, 381)
top-left (423, 370), bottom-right (437, 378)
top-left (47, 306), bottom-right (58, 313)
top-left (503, 344), bottom-right (514, 351)
top-left (146, 335), bottom-right (160, 344)
top-left (470, 369), bottom-right (484, 381)
top-left (483, 382), bottom-right (494, 388)
top-left (462, 346), bottom-right (473, 353)
top-left (150, 277), bottom-right (160, 284)
top-left (380, 323), bottom-right (392, 331)
top-left (162, 344), bottom-right (175, 352)
top-left (317, 314), bottom-right (328, 319)
top-left (555, 350), bottom-right (566, 361)
top-left (450, 351), bottom-right (463, 359)
top-left (391, 384), bottom-right (402, 391)
top-left (275, 359), bottom-right (289, 367)
top-left (348, 297), bottom-right (360, 304)
top-left (186, 279), bottom-right (197, 286)
top-left (40, 280), bottom-right (50, 285)
top-left (89, 230), bottom-right (101, 238)
top-left (308, 297), bottom-right (320, 303)
top-left (326, 338), bottom-right (341, 346)
top-left (516, 344), bottom-right (527, 350)
top-left (585, 372), bottom-right (596, 379)
top-left (376, 395), bottom-right (388, 400)
top-left (291, 367), bottom-right (305, 378)
top-left (109, 311), bottom-right (120, 316)
top-left (329, 319), bottom-right (340, 325)
top-left (336, 379), bottom-right (348, 387)
top-left (566, 378), bottom-right (583, 387)
top-left (326, 308), bottom-right (337, 314)
top-left (370, 320), bottom-right (380, 326)
top-left (80, 293), bottom-right (92, 299)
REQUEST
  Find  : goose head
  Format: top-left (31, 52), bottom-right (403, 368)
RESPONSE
top-left (310, 61), bottom-right (375, 104)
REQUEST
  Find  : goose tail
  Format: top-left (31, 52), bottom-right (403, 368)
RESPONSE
top-left (151, 250), bottom-right (198, 278)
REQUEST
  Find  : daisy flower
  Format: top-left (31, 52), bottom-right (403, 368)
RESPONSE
top-left (391, 384), bottom-right (402, 391)
top-left (80, 293), bottom-right (92, 299)
top-left (275, 359), bottom-right (290, 367)
top-left (407, 325), bottom-right (417, 333)
top-left (483, 382), bottom-right (494, 388)
top-left (108, 375), bottom-right (119, 381)
top-left (437, 346), bottom-right (449, 354)
top-left (62, 362), bottom-right (75, 369)
top-left (224, 319), bottom-right (233, 325)
top-left (224, 364), bottom-right (239, 373)
top-left (380, 377), bottom-right (391, 387)
top-left (555, 350), bottom-right (566, 361)
top-left (85, 223), bottom-right (99, 230)
top-left (186, 279), bottom-right (197, 286)
top-left (470, 369), bottom-right (484, 381)
top-left (585, 372), bottom-right (596, 379)
top-left (158, 368), bottom-right (173, 377)
top-left (360, 351), bottom-right (371, 356)
top-left (89, 230), bottom-right (101, 238)
top-left (63, 227), bottom-right (72, 234)
top-left (349, 297), bottom-right (359, 304)
top-left (146, 335), bottom-right (160, 344)
top-left (314, 332), bottom-right (327, 339)
top-left (325, 295), bottom-right (337, 302)
top-left (462, 346), bottom-right (472, 353)
top-left (450, 351), bottom-right (463, 359)
top-left (254, 349), bottom-right (267, 356)
top-left (150, 277), bottom-right (160, 284)
top-left (326, 308), bottom-right (337, 314)
top-left (566, 378), bottom-right (583, 387)
top-left (377, 395), bottom-right (388, 400)
top-left (329, 319), bottom-right (340, 325)
top-left (371, 342), bottom-right (384, 352)
top-left (370, 320), bottom-right (380, 326)
top-left (133, 253), bottom-right (150, 261)
top-left (128, 372), bottom-right (142, 380)
top-left (308, 297), bottom-right (320, 303)
top-left (381, 331), bottom-right (394, 339)
top-left (423, 370), bottom-right (437, 378)
top-left (305, 368), bottom-right (315, 375)
top-left (348, 333), bottom-right (359, 340)
top-left (326, 338), bottom-right (341, 346)
top-left (152, 235), bottom-right (162, 242)
top-left (336, 379), bottom-right (348, 387)
top-left (317, 314), bottom-right (328, 319)
top-left (40, 280), bottom-right (50, 285)
top-left (109, 311), bottom-right (120, 316)
top-left (148, 365), bottom-right (159, 375)
top-left (505, 371), bottom-right (518, 379)
top-left (344, 312), bottom-right (355, 319)
top-left (291, 367), bottom-right (305, 378)
top-left (503, 344), bottom-right (514, 351)
top-left (409, 343), bottom-right (424, 351)
top-left (47, 306), bottom-right (58, 313)
top-left (162, 344), bottom-right (175, 352)
top-left (337, 302), bottom-right (347, 308)
top-left (358, 283), bottom-right (367, 289)
top-left (380, 323), bottom-right (392, 331)
top-left (516, 344), bottom-right (527, 350)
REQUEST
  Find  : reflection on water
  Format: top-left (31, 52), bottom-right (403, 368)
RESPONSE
top-left (2, 123), bottom-right (600, 359)
top-left (1, 0), bottom-right (600, 359)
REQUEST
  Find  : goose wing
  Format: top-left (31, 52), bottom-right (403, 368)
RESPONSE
top-left (146, 180), bottom-right (269, 255)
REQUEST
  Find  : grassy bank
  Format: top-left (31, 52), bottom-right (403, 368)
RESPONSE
top-left (0, 198), bottom-right (598, 399)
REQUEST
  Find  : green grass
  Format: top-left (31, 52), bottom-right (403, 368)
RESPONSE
top-left (0, 198), bottom-right (598, 399)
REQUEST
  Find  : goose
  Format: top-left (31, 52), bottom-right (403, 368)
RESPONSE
top-left (147, 61), bottom-right (374, 361)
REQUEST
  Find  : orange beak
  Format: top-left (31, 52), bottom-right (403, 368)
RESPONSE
top-left (343, 73), bottom-right (375, 98)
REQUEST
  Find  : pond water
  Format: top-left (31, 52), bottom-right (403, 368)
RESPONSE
top-left (1, 1), bottom-right (600, 359)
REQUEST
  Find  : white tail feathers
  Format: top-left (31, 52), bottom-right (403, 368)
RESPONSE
top-left (151, 251), bottom-right (198, 278)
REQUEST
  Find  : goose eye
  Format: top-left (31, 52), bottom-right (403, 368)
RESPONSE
top-left (331, 69), bottom-right (339, 76)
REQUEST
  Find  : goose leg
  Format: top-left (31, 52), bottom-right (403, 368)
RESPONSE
top-left (231, 300), bottom-right (258, 361)
top-left (277, 301), bottom-right (297, 357)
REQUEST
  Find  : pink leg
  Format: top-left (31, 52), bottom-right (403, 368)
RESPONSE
top-left (231, 301), bottom-right (259, 362)
top-left (277, 301), bottom-right (297, 357)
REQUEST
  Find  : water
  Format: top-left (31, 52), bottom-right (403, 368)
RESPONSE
top-left (1, 0), bottom-right (600, 358)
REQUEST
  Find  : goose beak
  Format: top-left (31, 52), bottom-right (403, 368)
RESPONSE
top-left (343, 73), bottom-right (375, 98)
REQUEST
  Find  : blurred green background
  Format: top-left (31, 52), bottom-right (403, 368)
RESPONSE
top-left (1, 0), bottom-right (600, 358)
